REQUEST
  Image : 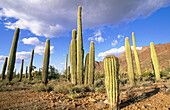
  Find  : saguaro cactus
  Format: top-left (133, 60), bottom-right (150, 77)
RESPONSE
top-left (67, 66), bottom-right (70, 81)
top-left (125, 37), bottom-right (135, 85)
top-left (65, 54), bottom-right (68, 78)
top-left (104, 55), bottom-right (119, 110)
top-left (70, 29), bottom-right (77, 85)
top-left (19, 59), bottom-right (24, 82)
top-left (132, 32), bottom-right (142, 77)
top-left (150, 42), bottom-right (160, 80)
top-left (77, 6), bottom-right (84, 85)
top-left (28, 50), bottom-right (34, 80)
top-left (25, 66), bottom-right (28, 78)
top-left (42, 39), bottom-right (50, 85)
top-left (6, 28), bottom-right (20, 81)
top-left (84, 53), bottom-right (89, 85)
top-left (88, 41), bottom-right (95, 85)
top-left (1, 57), bottom-right (8, 80)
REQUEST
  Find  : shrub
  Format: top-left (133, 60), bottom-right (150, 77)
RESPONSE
top-left (54, 83), bottom-right (72, 94)
top-left (31, 83), bottom-right (53, 92)
top-left (95, 72), bottom-right (104, 80)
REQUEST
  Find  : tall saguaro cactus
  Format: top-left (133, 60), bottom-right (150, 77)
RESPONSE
top-left (84, 53), bottom-right (89, 85)
top-left (65, 54), bottom-right (68, 78)
top-left (19, 59), bottom-right (24, 82)
top-left (28, 50), bottom-right (34, 80)
top-left (150, 42), bottom-right (160, 80)
top-left (6, 28), bottom-right (20, 81)
top-left (104, 55), bottom-right (119, 110)
top-left (88, 41), bottom-right (95, 85)
top-left (132, 32), bottom-right (142, 77)
top-left (1, 57), bottom-right (8, 80)
top-left (25, 66), bottom-right (28, 78)
top-left (70, 29), bottom-right (77, 85)
top-left (67, 66), bottom-right (70, 81)
top-left (125, 37), bottom-right (135, 85)
top-left (77, 6), bottom-right (84, 85)
top-left (42, 39), bottom-right (50, 85)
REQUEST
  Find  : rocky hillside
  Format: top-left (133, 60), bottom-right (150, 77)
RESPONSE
top-left (95, 43), bottom-right (170, 73)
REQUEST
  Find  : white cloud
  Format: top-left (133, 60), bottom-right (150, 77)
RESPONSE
top-left (0, 56), bottom-right (6, 63)
top-left (111, 40), bottom-right (118, 46)
top-left (1, 0), bottom-right (168, 37)
top-left (98, 46), bottom-right (142, 59)
top-left (88, 30), bottom-right (105, 43)
top-left (22, 37), bottom-right (54, 55)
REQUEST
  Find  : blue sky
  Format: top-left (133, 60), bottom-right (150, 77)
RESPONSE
top-left (0, 0), bottom-right (170, 74)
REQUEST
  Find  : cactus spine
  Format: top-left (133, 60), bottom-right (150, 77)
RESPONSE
top-left (150, 42), bottom-right (160, 80)
top-left (104, 55), bottom-right (119, 110)
top-left (132, 32), bottom-right (142, 77)
top-left (19, 59), bottom-right (24, 82)
top-left (65, 54), bottom-right (68, 78)
top-left (125, 37), bottom-right (135, 85)
top-left (6, 28), bottom-right (20, 81)
top-left (88, 41), bottom-right (95, 85)
top-left (67, 66), bottom-right (70, 81)
top-left (28, 50), bottom-right (34, 80)
top-left (25, 66), bottom-right (28, 78)
top-left (42, 39), bottom-right (50, 85)
top-left (77, 6), bottom-right (84, 85)
top-left (1, 57), bottom-right (8, 80)
top-left (70, 29), bottom-right (77, 85)
top-left (84, 53), bottom-right (89, 85)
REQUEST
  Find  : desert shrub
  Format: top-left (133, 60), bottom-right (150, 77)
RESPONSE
top-left (54, 83), bottom-right (72, 94)
top-left (94, 85), bottom-right (105, 93)
top-left (94, 78), bottom-right (104, 88)
top-left (32, 83), bottom-right (53, 92)
top-left (160, 68), bottom-right (170, 77)
top-left (71, 85), bottom-right (91, 93)
top-left (142, 71), bottom-right (154, 77)
top-left (95, 72), bottom-right (104, 80)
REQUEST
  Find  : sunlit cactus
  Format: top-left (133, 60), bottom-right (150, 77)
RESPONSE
top-left (132, 32), bottom-right (142, 78)
top-left (125, 37), bottom-right (135, 85)
top-left (70, 29), bottom-right (77, 85)
top-left (104, 55), bottom-right (119, 110)
top-left (19, 59), bottom-right (24, 82)
top-left (28, 49), bottom-right (34, 80)
top-left (84, 53), bottom-right (89, 85)
top-left (25, 66), bottom-right (28, 78)
top-left (1, 57), bottom-right (8, 80)
top-left (65, 54), bottom-right (68, 78)
top-left (77, 6), bottom-right (84, 85)
top-left (88, 41), bottom-right (95, 85)
top-left (150, 42), bottom-right (160, 80)
top-left (42, 39), bottom-right (50, 85)
top-left (6, 28), bottom-right (20, 82)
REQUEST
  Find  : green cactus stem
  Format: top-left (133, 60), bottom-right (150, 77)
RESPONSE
top-left (1, 57), bottom-right (8, 80)
top-left (25, 66), bottom-right (28, 78)
top-left (65, 54), bottom-right (68, 78)
top-left (19, 59), bottom-right (24, 82)
top-left (84, 53), bottom-right (89, 85)
top-left (28, 49), bottom-right (34, 80)
top-left (67, 66), bottom-right (70, 81)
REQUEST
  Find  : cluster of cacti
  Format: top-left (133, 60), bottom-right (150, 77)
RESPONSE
top-left (150, 42), bottom-right (160, 81)
top-left (67, 66), bottom-right (70, 81)
top-left (125, 37), bottom-right (135, 85)
top-left (77, 6), bottom-right (84, 85)
top-left (70, 29), bottom-right (77, 85)
top-left (104, 55), bottom-right (119, 110)
top-left (65, 54), bottom-right (68, 78)
top-left (25, 66), bottom-right (28, 78)
top-left (6, 28), bottom-right (20, 82)
top-left (28, 49), bottom-right (34, 80)
top-left (1, 57), bottom-right (8, 80)
top-left (19, 59), bottom-right (24, 82)
top-left (42, 39), bottom-right (50, 85)
top-left (88, 41), bottom-right (95, 85)
top-left (84, 53), bottom-right (89, 85)
top-left (132, 32), bottom-right (142, 78)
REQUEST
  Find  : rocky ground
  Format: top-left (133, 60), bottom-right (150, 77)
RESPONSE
top-left (0, 78), bottom-right (170, 110)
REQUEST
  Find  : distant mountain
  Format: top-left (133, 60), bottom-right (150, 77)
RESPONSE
top-left (95, 43), bottom-right (170, 73)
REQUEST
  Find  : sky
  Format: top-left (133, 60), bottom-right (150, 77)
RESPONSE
top-left (0, 0), bottom-right (170, 74)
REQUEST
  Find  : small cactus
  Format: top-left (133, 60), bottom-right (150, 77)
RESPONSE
top-left (125, 37), bottom-right (135, 85)
top-left (67, 66), bottom-right (70, 81)
top-left (42, 39), bottom-right (50, 85)
top-left (104, 55), bottom-right (119, 110)
top-left (6, 28), bottom-right (20, 82)
top-left (25, 66), bottom-right (28, 78)
top-left (19, 59), bottom-right (24, 82)
top-left (84, 53), bottom-right (89, 85)
top-left (150, 42), bottom-right (160, 80)
top-left (88, 41), bottom-right (95, 85)
top-left (65, 54), bottom-right (68, 78)
top-left (28, 50), bottom-right (34, 80)
top-left (1, 57), bottom-right (8, 80)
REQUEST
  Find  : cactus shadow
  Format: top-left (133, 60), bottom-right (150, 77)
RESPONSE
top-left (119, 87), bottom-right (160, 109)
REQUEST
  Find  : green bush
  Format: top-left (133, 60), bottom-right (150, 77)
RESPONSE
top-left (95, 72), bottom-right (104, 80)
top-left (31, 83), bottom-right (53, 92)
top-left (142, 71), bottom-right (154, 77)
top-left (54, 83), bottom-right (72, 94)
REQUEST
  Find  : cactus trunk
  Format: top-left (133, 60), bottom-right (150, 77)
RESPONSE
top-left (104, 55), bottom-right (119, 110)
top-left (6, 28), bottom-right (20, 82)
top-left (84, 53), bottom-right (89, 85)
top-left (67, 66), bottom-right (70, 81)
top-left (25, 66), bottom-right (28, 78)
top-left (150, 42), bottom-right (160, 80)
top-left (65, 54), bottom-right (68, 78)
top-left (42, 39), bottom-right (50, 85)
top-left (28, 50), bottom-right (34, 80)
top-left (1, 57), bottom-right (8, 80)
top-left (88, 41), bottom-right (95, 85)
top-left (70, 29), bottom-right (77, 85)
top-left (77, 6), bottom-right (84, 85)
top-left (125, 37), bottom-right (135, 85)
top-left (19, 59), bottom-right (24, 82)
